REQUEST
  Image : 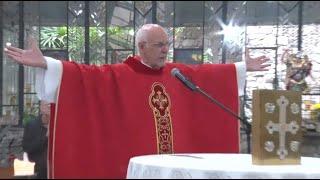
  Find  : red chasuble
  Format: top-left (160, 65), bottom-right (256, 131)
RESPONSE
top-left (48, 56), bottom-right (239, 178)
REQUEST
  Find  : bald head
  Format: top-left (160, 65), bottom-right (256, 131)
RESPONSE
top-left (135, 24), bottom-right (169, 69)
top-left (135, 24), bottom-right (168, 52)
top-left (136, 24), bottom-right (169, 69)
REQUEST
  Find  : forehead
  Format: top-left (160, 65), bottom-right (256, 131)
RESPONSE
top-left (147, 28), bottom-right (168, 42)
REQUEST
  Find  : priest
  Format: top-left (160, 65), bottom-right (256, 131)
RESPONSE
top-left (5, 24), bottom-right (270, 178)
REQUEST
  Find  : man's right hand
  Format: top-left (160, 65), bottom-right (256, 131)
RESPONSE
top-left (4, 37), bottom-right (47, 69)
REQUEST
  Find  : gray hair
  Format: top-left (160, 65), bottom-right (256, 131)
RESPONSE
top-left (135, 24), bottom-right (163, 52)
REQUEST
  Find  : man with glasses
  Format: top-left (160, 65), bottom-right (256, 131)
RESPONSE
top-left (5, 24), bottom-right (269, 178)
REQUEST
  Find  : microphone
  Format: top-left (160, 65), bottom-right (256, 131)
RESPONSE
top-left (171, 68), bottom-right (198, 91)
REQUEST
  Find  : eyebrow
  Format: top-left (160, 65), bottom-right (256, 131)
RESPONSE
top-left (150, 41), bottom-right (169, 44)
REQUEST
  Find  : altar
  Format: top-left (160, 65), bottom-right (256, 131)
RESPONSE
top-left (126, 153), bottom-right (320, 179)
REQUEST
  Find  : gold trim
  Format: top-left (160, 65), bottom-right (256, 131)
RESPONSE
top-left (149, 82), bottom-right (174, 154)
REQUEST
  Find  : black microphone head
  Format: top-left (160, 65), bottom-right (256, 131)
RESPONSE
top-left (171, 68), bottom-right (180, 77)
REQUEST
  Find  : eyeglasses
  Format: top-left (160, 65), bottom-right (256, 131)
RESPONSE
top-left (145, 42), bottom-right (170, 48)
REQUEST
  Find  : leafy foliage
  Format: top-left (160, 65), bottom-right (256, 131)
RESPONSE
top-left (40, 27), bottom-right (67, 49)
top-left (39, 26), bottom-right (134, 63)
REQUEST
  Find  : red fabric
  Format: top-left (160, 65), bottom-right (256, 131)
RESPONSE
top-left (48, 56), bottom-right (239, 178)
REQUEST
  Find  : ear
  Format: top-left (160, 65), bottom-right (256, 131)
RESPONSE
top-left (138, 42), bottom-right (146, 50)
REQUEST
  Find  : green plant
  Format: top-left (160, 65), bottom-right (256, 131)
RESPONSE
top-left (68, 27), bottom-right (85, 62)
top-left (40, 27), bottom-right (67, 49)
top-left (22, 113), bottom-right (37, 126)
top-left (311, 104), bottom-right (320, 121)
top-left (40, 26), bottom-right (134, 64)
top-left (22, 107), bottom-right (39, 126)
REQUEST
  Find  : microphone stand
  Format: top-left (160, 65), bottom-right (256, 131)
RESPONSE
top-left (193, 86), bottom-right (252, 153)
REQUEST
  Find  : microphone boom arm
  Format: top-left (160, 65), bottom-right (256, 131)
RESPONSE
top-left (195, 86), bottom-right (251, 130)
top-left (194, 85), bottom-right (252, 153)
top-left (171, 67), bottom-right (251, 153)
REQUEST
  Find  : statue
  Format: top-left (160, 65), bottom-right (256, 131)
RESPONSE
top-left (281, 49), bottom-right (313, 93)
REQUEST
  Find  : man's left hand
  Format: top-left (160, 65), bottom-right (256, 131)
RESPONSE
top-left (245, 48), bottom-right (271, 71)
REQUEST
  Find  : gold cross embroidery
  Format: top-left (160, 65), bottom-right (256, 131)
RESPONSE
top-left (152, 91), bottom-right (168, 110)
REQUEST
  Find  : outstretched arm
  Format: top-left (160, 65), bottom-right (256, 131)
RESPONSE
top-left (245, 48), bottom-right (271, 71)
top-left (4, 37), bottom-right (61, 103)
top-left (4, 37), bottom-right (47, 68)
